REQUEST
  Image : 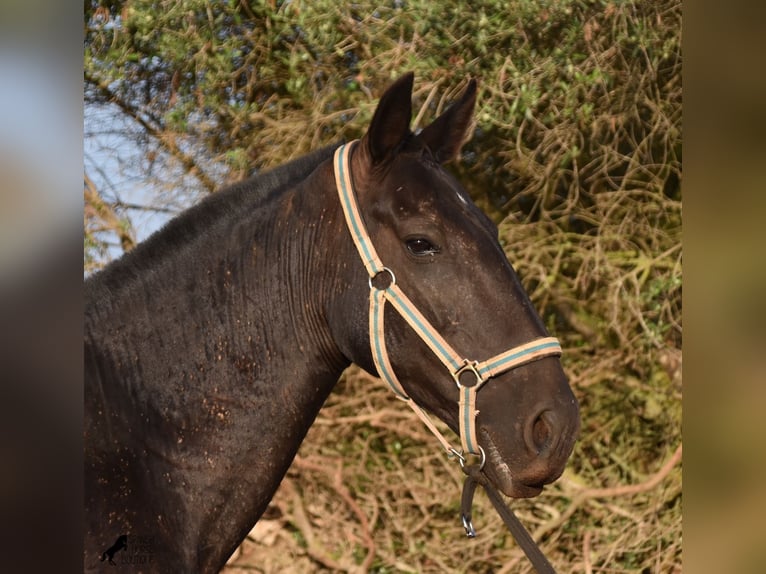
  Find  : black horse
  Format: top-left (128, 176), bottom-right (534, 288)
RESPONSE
top-left (84, 73), bottom-right (579, 572)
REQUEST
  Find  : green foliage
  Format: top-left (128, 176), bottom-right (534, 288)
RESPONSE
top-left (85, 1), bottom-right (681, 571)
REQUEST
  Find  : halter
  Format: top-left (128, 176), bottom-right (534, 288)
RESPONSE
top-left (333, 141), bottom-right (562, 466)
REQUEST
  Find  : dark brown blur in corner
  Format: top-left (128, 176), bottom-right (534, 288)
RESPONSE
top-left (0, 0), bottom-right (83, 572)
top-left (685, 1), bottom-right (766, 572)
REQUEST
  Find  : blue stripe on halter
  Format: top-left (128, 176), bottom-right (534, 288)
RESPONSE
top-left (478, 339), bottom-right (562, 377)
top-left (386, 287), bottom-right (463, 372)
top-left (335, 144), bottom-right (382, 274)
top-left (372, 295), bottom-right (408, 400)
top-left (461, 386), bottom-right (477, 452)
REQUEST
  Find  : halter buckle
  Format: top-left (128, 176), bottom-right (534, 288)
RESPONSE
top-left (452, 360), bottom-right (483, 388)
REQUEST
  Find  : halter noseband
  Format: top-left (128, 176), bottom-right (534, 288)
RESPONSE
top-left (333, 141), bottom-right (562, 465)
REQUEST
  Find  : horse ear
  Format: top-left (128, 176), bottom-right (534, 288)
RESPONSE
top-left (416, 79), bottom-right (477, 163)
top-left (361, 72), bottom-right (414, 165)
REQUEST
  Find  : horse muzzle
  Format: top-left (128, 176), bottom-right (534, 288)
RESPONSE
top-left (479, 387), bottom-right (580, 498)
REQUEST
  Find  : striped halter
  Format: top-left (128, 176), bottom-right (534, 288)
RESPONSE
top-left (333, 141), bottom-right (562, 466)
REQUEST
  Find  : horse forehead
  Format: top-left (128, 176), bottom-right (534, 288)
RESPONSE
top-left (388, 158), bottom-right (464, 207)
top-left (385, 159), bottom-right (496, 236)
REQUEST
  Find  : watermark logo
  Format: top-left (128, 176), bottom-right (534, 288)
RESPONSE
top-left (99, 534), bottom-right (156, 567)
top-left (100, 534), bottom-right (127, 565)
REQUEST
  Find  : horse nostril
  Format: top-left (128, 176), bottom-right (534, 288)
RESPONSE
top-left (525, 409), bottom-right (555, 455)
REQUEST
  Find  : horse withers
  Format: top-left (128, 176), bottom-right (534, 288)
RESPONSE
top-left (84, 73), bottom-right (579, 572)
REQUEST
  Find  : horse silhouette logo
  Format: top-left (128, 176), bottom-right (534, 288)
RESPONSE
top-left (100, 534), bottom-right (128, 565)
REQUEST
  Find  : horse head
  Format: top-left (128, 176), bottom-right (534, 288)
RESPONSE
top-left (330, 73), bottom-right (579, 498)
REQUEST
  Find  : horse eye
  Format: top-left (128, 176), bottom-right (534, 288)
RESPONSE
top-left (406, 237), bottom-right (440, 257)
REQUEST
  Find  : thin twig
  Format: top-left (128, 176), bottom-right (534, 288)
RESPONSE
top-left (534, 444), bottom-right (682, 541)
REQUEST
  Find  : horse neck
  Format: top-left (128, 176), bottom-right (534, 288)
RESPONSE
top-left (84, 159), bottom-right (355, 571)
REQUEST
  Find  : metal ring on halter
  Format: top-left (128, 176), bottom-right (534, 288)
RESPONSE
top-left (368, 267), bottom-right (396, 291)
top-left (452, 359), bottom-right (483, 388)
top-left (451, 446), bottom-right (486, 470)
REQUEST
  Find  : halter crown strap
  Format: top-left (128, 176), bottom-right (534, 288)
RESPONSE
top-left (333, 141), bottom-right (562, 458)
top-left (333, 141), bottom-right (385, 276)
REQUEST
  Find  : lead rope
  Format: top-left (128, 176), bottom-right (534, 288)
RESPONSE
top-left (461, 463), bottom-right (557, 573)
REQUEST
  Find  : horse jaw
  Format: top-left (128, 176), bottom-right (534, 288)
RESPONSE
top-left (482, 442), bottom-right (541, 498)
top-left (481, 431), bottom-right (554, 499)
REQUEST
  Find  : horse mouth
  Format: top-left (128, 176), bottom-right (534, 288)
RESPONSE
top-left (481, 432), bottom-right (548, 498)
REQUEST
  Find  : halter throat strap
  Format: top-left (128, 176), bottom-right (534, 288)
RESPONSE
top-left (333, 141), bottom-right (562, 459)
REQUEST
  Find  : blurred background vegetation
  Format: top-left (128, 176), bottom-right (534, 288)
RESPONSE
top-left (84, 0), bottom-right (681, 572)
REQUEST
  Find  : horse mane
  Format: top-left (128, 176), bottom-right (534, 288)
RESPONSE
top-left (86, 143), bottom-right (339, 301)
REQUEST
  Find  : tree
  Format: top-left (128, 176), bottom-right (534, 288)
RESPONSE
top-left (85, 0), bottom-right (680, 258)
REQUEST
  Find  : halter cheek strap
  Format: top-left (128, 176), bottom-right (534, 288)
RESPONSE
top-left (333, 141), bottom-right (562, 462)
